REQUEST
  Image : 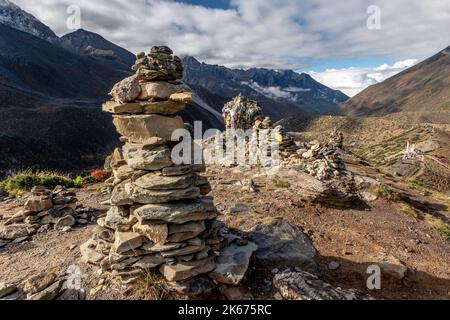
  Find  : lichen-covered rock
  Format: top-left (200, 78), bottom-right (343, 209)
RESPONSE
top-left (109, 74), bottom-right (141, 103)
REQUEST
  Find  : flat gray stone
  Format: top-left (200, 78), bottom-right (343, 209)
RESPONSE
top-left (248, 219), bottom-right (318, 273)
top-left (114, 231), bottom-right (143, 253)
top-left (123, 144), bottom-right (173, 171)
top-left (210, 242), bottom-right (257, 285)
top-left (130, 186), bottom-right (200, 204)
top-left (160, 257), bottom-right (215, 282)
top-left (134, 173), bottom-right (195, 190)
top-left (133, 198), bottom-right (218, 224)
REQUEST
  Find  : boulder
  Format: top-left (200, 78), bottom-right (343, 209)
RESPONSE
top-left (24, 195), bottom-right (53, 213)
top-left (210, 241), bottom-right (257, 285)
top-left (113, 114), bottom-right (185, 145)
top-left (123, 144), bottom-right (172, 171)
top-left (276, 169), bottom-right (362, 208)
top-left (0, 225), bottom-right (31, 240)
top-left (130, 185), bottom-right (200, 204)
top-left (132, 222), bottom-right (168, 244)
top-left (28, 280), bottom-right (64, 301)
top-left (114, 231), bottom-right (143, 253)
top-left (273, 270), bottom-right (372, 300)
top-left (54, 215), bottom-right (76, 230)
top-left (160, 257), bottom-right (215, 282)
top-left (373, 254), bottom-right (408, 280)
top-left (0, 283), bottom-right (17, 298)
top-left (134, 173), bottom-right (195, 190)
top-left (248, 219), bottom-right (318, 273)
top-left (109, 74), bottom-right (141, 103)
top-left (23, 272), bottom-right (57, 294)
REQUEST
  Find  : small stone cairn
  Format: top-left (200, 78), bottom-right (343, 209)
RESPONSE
top-left (81, 47), bottom-right (255, 294)
top-left (288, 131), bottom-right (346, 181)
top-left (3, 186), bottom-right (81, 231)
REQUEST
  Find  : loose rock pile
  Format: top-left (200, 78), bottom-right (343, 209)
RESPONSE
top-left (288, 131), bottom-right (346, 181)
top-left (3, 186), bottom-right (87, 232)
top-left (0, 272), bottom-right (84, 301)
top-left (82, 47), bottom-right (257, 295)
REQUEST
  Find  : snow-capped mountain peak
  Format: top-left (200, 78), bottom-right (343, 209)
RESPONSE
top-left (0, 0), bottom-right (60, 44)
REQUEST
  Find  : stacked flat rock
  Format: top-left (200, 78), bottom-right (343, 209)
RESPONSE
top-left (82, 47), bottom-right (232, 292)
top-left (3, 186), bottom-right (80, 232)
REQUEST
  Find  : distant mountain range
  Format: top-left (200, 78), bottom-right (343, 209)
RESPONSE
top-left (341, 46), bottom-right (450, 120)
top-left (0, 0), bottom-right (349, 174)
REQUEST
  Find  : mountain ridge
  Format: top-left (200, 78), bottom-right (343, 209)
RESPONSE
top-left (341, 45), bottom-right (450, 119)
top-left (0, 0), bottom-right (60, 44)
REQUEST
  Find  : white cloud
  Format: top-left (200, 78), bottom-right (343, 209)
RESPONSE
top-left (310, 59), bottom-right (417, 97)
top-left (9, 0), bottom-right (450, 70)
top-left (242, 81), bottom-right (293, 100)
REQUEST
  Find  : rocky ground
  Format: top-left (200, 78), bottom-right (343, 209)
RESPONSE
top-left (0, 157), bottom-right (449, 300)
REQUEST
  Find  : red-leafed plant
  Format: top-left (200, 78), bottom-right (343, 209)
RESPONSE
top-left (91, 169), bottom-right (110, 182)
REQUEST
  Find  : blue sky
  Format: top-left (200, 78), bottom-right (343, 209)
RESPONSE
top-left (176, 0), bottom-right (230, 9)
top-left (13, 0), bottom-right (450, 96)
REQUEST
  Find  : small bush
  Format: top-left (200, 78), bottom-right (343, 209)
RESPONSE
top-left (433, 220), bottom-right (450, 239)
top-left (136, 271), bottom-right (170, 300)
top-left (0, 170), bottom-right (74, 195)
top-left (374, 185), bottom-right (401, 202)
top-left (273, 178), bottom-right (291, 189)
top-left (73, 176), bottom-right (95, 188)
top-left (91, 169), bottom-right (110, 182)
top-left (400, 203), bottom-right (422, 220)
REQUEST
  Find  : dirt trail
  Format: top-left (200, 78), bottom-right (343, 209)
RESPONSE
top-left (0, 165), bottom-right (449, 300)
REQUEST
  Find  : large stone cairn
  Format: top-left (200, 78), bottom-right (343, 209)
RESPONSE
top-left (223, 93), bottom-right (263, 130)
top-left (81, 46), bottom-right (228, 292)
top-left (220, 93), bottom-right (297, 163)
